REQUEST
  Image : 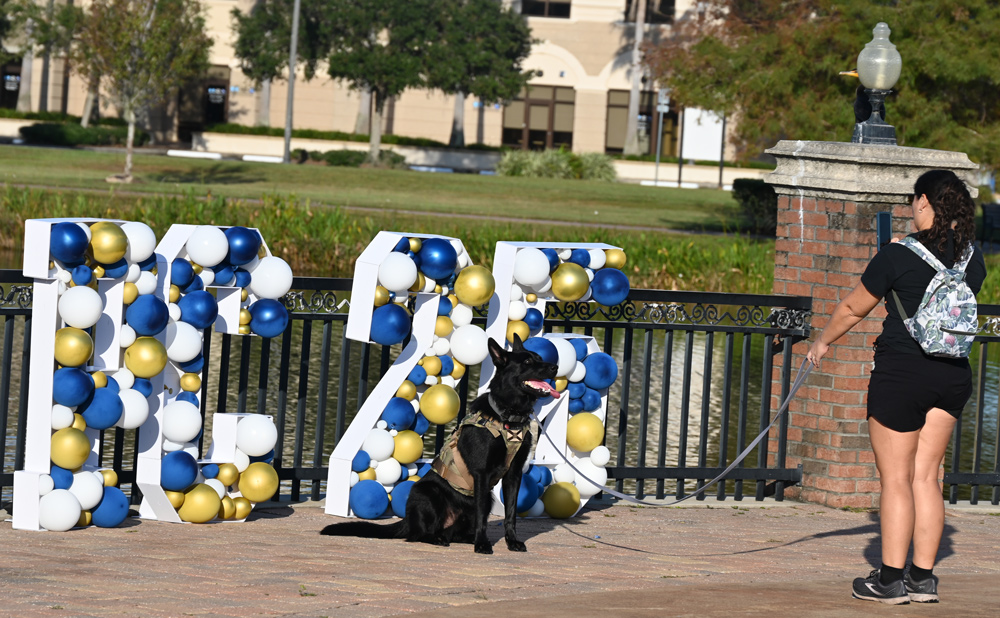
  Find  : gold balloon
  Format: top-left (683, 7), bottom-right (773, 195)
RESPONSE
top-left (124, 337), bottom-right (168, 378)
top-left (216, 463), bottom-right (240, 487)
top-left (89, 222), bottom-right (128, 265)
top-left (150, 266), bottom-right (157, 275)
top-left (239, 324), bottom-right (251, 335)
top-left (392, 430), bottom-right (424, 464)
top-left (71, 413), bottom-right (87, 431)
top-left (525, 293), bottom-right (537, 303)
top-left (419, 384), bottom-right (460, 425)
top-left (178, 483), bottom-right (222, 523)
top-left (54, 327), bottom-right (94, 367)
top-left (453, 265), bottom-right (495, 307)
top-left (239, 308), bottom-right (252, 325)
top-left (434, 284), bottom-right (442, 294)
top-left (77, 510), bottom-right (92, 527)
top-left (165, 490), bottom-right (185, 509)
top-left (241, 288), bottom-right (249, 302)
top-left (409, 273), bottom-right (426, 293)
top-left (408, 237), bottom-right (422, 252)
top-left (358, 467), bottom-right (376, 481)
top-left (447, 294), bottom-right (459, 309)
top-left (566, 412), bottom-right (605, 452)
top-left (219, 495), bottom-right (236, 520)
top-left (50, 427), bottom-right (91, 470)
top-left (422, 356), bottom-right (442, 376)
top-left (396, 380), bottom-right (417, 401)
top-left (407, 474), bottom-right (421, 482)
top-left (604, 248), bottom-right (627, 270)
top-left (99, 469), bottom-right (118, 487)
top-left (506, 320), bottom-right (530, 345)
top-left (451, 359), bottom-right (466, 380)
top-left (555, 377), bottom-right (568, 392)
top-left (191, 263), bottom-right (203, 275)
top-left (91, 371), bottom-right (108, 389)
top-left (434, 316), bottom-right (454, 338)
top-left (169, 285), bottom-right (181, 303)
top-left (238, 462), bottom-right (279, 503)
top-left (551, 262), bottom-right (590, 302)
top-left (373, 286), bottom-right (390, 307)
top-left (122, 282), bottom-right (139, 305)
top-left (180, 373), bottom-right (202, 392)
top-left (92, 265), bottom-right (105, 279)
top-left (542, 482), bottom-right (581, 519)
top-left (233, 496), bottom-right (253, 520)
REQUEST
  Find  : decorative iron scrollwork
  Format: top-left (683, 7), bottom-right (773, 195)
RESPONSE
top-left (283, 290), bottom-right (350, 314)
top-left (0, 284), bottom-right (32, 309)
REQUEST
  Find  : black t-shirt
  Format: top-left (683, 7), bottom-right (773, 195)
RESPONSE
top-left (860, 233), bottom-right (987, 354)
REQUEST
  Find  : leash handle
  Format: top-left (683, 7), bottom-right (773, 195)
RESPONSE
top-left (533, 357), bottom-right (813, 508)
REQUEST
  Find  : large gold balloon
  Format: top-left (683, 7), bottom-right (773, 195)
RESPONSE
top-left (219, 495), bottom-right (236, 520)
top-left (233, 496), bottom-right (253, 520)
top-left (124, 337), bottom-right (168, 378)
top-left (542, 482), bottom-right (581, 519)
top-left (180, 373), bottom-right (202, 392)
top-left (392, 430), bottom-right (424, 464)
top-left (451, 359), bottom-right (466, 380)
top-left (604, 248), bottom-right (627, 270)
top-left (396, 380), bottom-right (417, 400)
top-left (453, 265), bottom-right (495, 307)
top-left (54, 327), bottom-right (94, 367)
top-left (165, 490), bottom-right (186, 509)
top-left (99, 469), bottom-right (118, 487)
top-left (550, 263), bottom-right (590, 301)
top-left (238, 462), bottom-right (279, 503)
top-left (178, 483), bottom-right (222, 523)
top-left (89, 222), bottom-right (128, 265)
top-left (506, 320), bottom-right (530, 345)
top-left (434, 316), bottom-right (454, 338)
top-left (419, 384), bottom-right (460, 425)
top-left (216, 463), bottom-right (240, 487)
top-left (373, 286), bottom-right (390, 307)
top-left (50, 427), bottom-right (91, 470)
top-left (566, 412), bottom-right (605, 452)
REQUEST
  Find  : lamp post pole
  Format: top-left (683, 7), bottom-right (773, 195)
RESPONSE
top-left (282, 0), bottom-right (302, 164)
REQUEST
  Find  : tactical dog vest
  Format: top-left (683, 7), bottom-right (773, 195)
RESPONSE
top-left (430, 410), bottom-right (528, 497)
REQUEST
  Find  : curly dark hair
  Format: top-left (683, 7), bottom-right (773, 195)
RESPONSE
top-left (913, 169), bottom-right (976, 259)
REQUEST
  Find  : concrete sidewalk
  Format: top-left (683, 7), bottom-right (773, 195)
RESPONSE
top-left (2, 498), bottom-right (999, 617)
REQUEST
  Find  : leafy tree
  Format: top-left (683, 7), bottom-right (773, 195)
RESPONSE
top-left (424, 0), bottom-right (534, 148)
top-left (7, 0), bottom-right (82, 112)
top-left (75, 0), bottom-right (211, 181)
top-left (645, 0), bottom-right (1000, 169)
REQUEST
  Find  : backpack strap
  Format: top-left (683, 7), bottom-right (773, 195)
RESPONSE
top-left (889, 237), bottom-right (973, 321)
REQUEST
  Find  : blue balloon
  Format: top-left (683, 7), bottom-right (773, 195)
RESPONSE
top-left (583, 352), bottom-right (619, 390)
top-left (177, 290), bottom-right (219, 329)
top-left (370, 304), bottom-right (410, 346)
top-left (591, 268), bottom-right (630, 307)
top-left (582, 388), bottom-right (603, 411)
top-left (79, 388), bottom-right (124, 430)
top-left (249, 299), bottom-right (289, 338)
top-left (234, 269), bottom-right (252, 288)
top-left (516, 476), bottom-right (540, 512)
top-left (49, 222), bottom-right (89, 264)
top-left (212, 264), bottom-right (236, 286)
top-left (438, 355), bottom-right (454, 377)
top-left (349, 479), bottom-right (389, 519)
top-left (567, 382), bottom-right (587, 399)
top-left (52, 367), bottom-right (95, 407)
top-left (437, 297), bottom-right (453, 316)
top-left (103, 258), bottom-right (129, 278)
top-left (569, 337), bottom-right (590, 361)
top-left (569, 399), bottom-right (584, 413)
top-left (176, 391), bottom-right (199, 406)
top-left (407, 251), bottom-right (422, 270)
top-left (181, 276), bottom-right (204, 294)
top-left (201, 463), bottom-right (219, 479)
top-left (103, 376), bottom-right (120, 395)
top-left (541, 248), bottom-right (560, 272)
top-left (125, 294), bottom-right (169, 336)
top-left (177, 354), bottom-right (204, 373)
top-left (568, 249), bottom-right (591, 268)
top-left (132, 378), bottom-right (152, 398)
top-left (417, 238), bottom-right (458, 280)
top-left (161, 451), bottom-right (198, 491)
top-left (381, 397), bottom-right (416, 430)
top-left (393, 237), bottom-right (410, 252)
top-left (91, 486), bottom-right (129, 528)
top-left (523, 307), bottom-right (544, 333)
top-left (50, 465), bottom-right (73, 489)
top-left (407, 366), bottom-right (427, 385)
top-left (249, 449), bottom-right (274, 464)
top-left (412, 413), bottom-right (430, 436)
top-left (71, 265), bottom-right (93, 286)
top-left (224, 226), bottom-right (261, 265)
top-left (416, 462), bottom-right (432, 477)
top-left (528, 465), bottom-right (553, 488)
top-left (138, 255), bottom-right (157, 272)
top-left (522, 337), bottom-right (558, 365)
top-left (171, 259), bottom-right (195, 288)
top-left (352, 450), bottom-right (371, 473)
top-left (391, 480), bottom-right (415, 518)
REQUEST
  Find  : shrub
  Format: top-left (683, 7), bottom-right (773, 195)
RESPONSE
top-left (731, 178), bottom-right (777, 235)
top-left (19, 122), bottom-right (150, 147)
top-left (576, 152), bottom-right (618, 181)
top-left (496, 149), bottom-right (616, 181)
top-left (323, 150), bottom-right (367, 167)
top-left (203, 123), bottom-right (501, 151)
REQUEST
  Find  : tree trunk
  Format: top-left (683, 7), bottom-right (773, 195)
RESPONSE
top-left (16, 26), bottom-right (34, 113)
top-left (255, 79), bottom-right (271, 127)
top-left (124, 110), bottom-right (135, 181)
top-left (80, 78), bottom-right (99, 128)
top-left (354, 85), bottom-right (371, 134)
top-left (622, 0), bottom-right (647, 156)
top-left (449, 90), bottom-right (466, 148)
top-left (369, 91), bottom-right (384, 164)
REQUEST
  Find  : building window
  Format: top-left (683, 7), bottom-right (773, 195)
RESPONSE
top-left (605, 89), bottom-right (678, 157)
top-left (624, 0), bottom-right (675, 24)
top-left (522, 0), bottom-right (571, 19)
top-left (502, 85), bottom-right (576, 150)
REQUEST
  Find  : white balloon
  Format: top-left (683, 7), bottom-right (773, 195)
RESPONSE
top-left (588, 249), bottom-right (607, 269)
top-left (378, 254), bottom-right (418, 292)
top-left (39, 489), bottom-right (82, 531)
top-left (440, 375), bottom-right (457, 388)
top-left (510, 284), bottom-right (523, 301)
top-left (450, 303), bottom-right (473, 327)
top-left (513, 248), bottom-right (550, 287)
top-left (116, 388), bottom-right (150, 429)
top-left (573, 458), bottom-right (609, 498)
top-left (185, 226), bottom-right (229, 268)
top-left (70, 471), bottom-right (105, 510)
top-left (119, 324), bottom-right (137, 348)
top-left (553, 463), bottom-right (576, 484)
top-left (111, 368), bottom-right (134, 390)
top-left (121, 221), bottom-right (156, 263)
top-left (376, 420), bottom-right (388, 430)
top-left (125, 263), bottom-right (141, 283)
top-left (370, 459), bottom-right (380, 469)
top-left (392, 289), bottom-right (410, 303)
top-left (235, 415), bottom-right (278, 457)
top-left (250, 256), bottom-right (294, 300)
top-left (450, 324), bottom-right (489, 365)
top-left (558, 249), bottom-right (572, 260)
top-left (591, 408), bottom-right (607, 423)
top-left (234, 448), bottom-right (250, 472)
top-left (198, 268), bottom-right (216, 287)
top-left (421, 275), bottom-right (437, 293)
top-left (165, 321), bottom-right (202, 363)
top-left (424, 375), bottom-right (438, 386)
top-left (508, 300), bottom-right (527, 321)
top-left (135, 271), bottom-right (157, 296)
top-left (56, 269), bottom-right (72, 283)
top-left (241, 254), bottom-right (261, 273)
top-left (162, 439), bottom-right (190, 452)
top-left (350, 471), bottom-right (360, 487)
top-left (76, 222), bottom-right (92, 242)
top-left (38, 474), bottom-right (55, 496)
top-left (450, 239), bottom-right (465, 255)
top-left (525, 497), bottom-right (546, 517)
top-left (57, 280), bottom-right (67, 295)
top-left (568, 361), bottom-right (587, 383)
top-left (204, 478), bottom-right (227, 499)
top-left (375, 457), bottom-right (402, 486)
top-left (168, 302), bottom-right (181, 322)
top-left (548, 338), bottom-right (578, 378)
top-left (51, 404), bottom-right (74, 430)
top-left (363, 428), bottom-right (396, 462)
top-left (585, 268), bottom-right (595, 282)
top-left (161, 400), bottom-right (202, 443)
top-left (533, 276), bottom-right (553, 294)
top-left (580, 287), bottom-right (593, 302)
top-left (58, 286), bottom-right (104, 329)
top-left (432, 337), bottom-right (451, 356)
top-left (590, 445), bottom-right (611, 467)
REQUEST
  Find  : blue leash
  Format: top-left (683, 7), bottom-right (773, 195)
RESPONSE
top-left (533, 358), bottom-right (813, 507)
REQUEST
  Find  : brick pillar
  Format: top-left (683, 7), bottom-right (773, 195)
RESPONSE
top-left (764, 141), bottom-right (979, 508)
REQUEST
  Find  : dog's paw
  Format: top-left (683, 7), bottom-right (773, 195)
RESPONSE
top-left (474, 542), bottom-right (494, 555)
top-left (506, 539), bottom-right (527, 552)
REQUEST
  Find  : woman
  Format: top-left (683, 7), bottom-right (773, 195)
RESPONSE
top-left (806, 169), bottom-right (987, 605)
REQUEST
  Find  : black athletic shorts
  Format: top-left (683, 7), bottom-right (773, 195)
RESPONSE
top-left (867, 345), bottom-right (972, 433)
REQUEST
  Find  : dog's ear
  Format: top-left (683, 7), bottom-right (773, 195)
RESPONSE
top-left (510, 332), bottom-right (524, 350)
top-left (487, 337), bottom-right (507, 367)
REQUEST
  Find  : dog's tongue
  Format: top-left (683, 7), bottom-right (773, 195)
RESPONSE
top-left (526, 380), bottom-right (561, 399)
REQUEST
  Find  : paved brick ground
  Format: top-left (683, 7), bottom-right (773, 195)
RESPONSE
top-left (2, 498), bottom-right (999, 617)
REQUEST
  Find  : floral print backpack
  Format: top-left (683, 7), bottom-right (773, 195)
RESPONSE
top-left (890, 237), bottom-right (978, 358)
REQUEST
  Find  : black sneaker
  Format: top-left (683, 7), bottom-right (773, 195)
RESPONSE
top-left (903, 570), bottom-right (939, 603)
top-left (852, 569), bottom-right (910, 604)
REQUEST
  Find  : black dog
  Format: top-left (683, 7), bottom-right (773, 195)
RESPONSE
top-left (321, 334), bottom-right (558, 554)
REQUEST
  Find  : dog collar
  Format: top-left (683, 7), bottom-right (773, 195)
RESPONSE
top-left (487, 394), bottom-right (530, 428)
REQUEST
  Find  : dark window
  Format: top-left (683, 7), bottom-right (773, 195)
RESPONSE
top-left (1, 62), bottom-right (21, 110)
top-left (605, 89), bottom-right (678, 157)
top-left (624, 0), bottom-right (675, 24)
top-left (502, 85), bottom-right (576, 150)
top-left (522, 0), bottom-right (572, 19)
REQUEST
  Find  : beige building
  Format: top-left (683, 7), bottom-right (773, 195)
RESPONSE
top-left (4, 0), bottom-right (735, 160)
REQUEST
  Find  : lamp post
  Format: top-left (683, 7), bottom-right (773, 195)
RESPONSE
top-left (852, 22), bottom-right (901, 145)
